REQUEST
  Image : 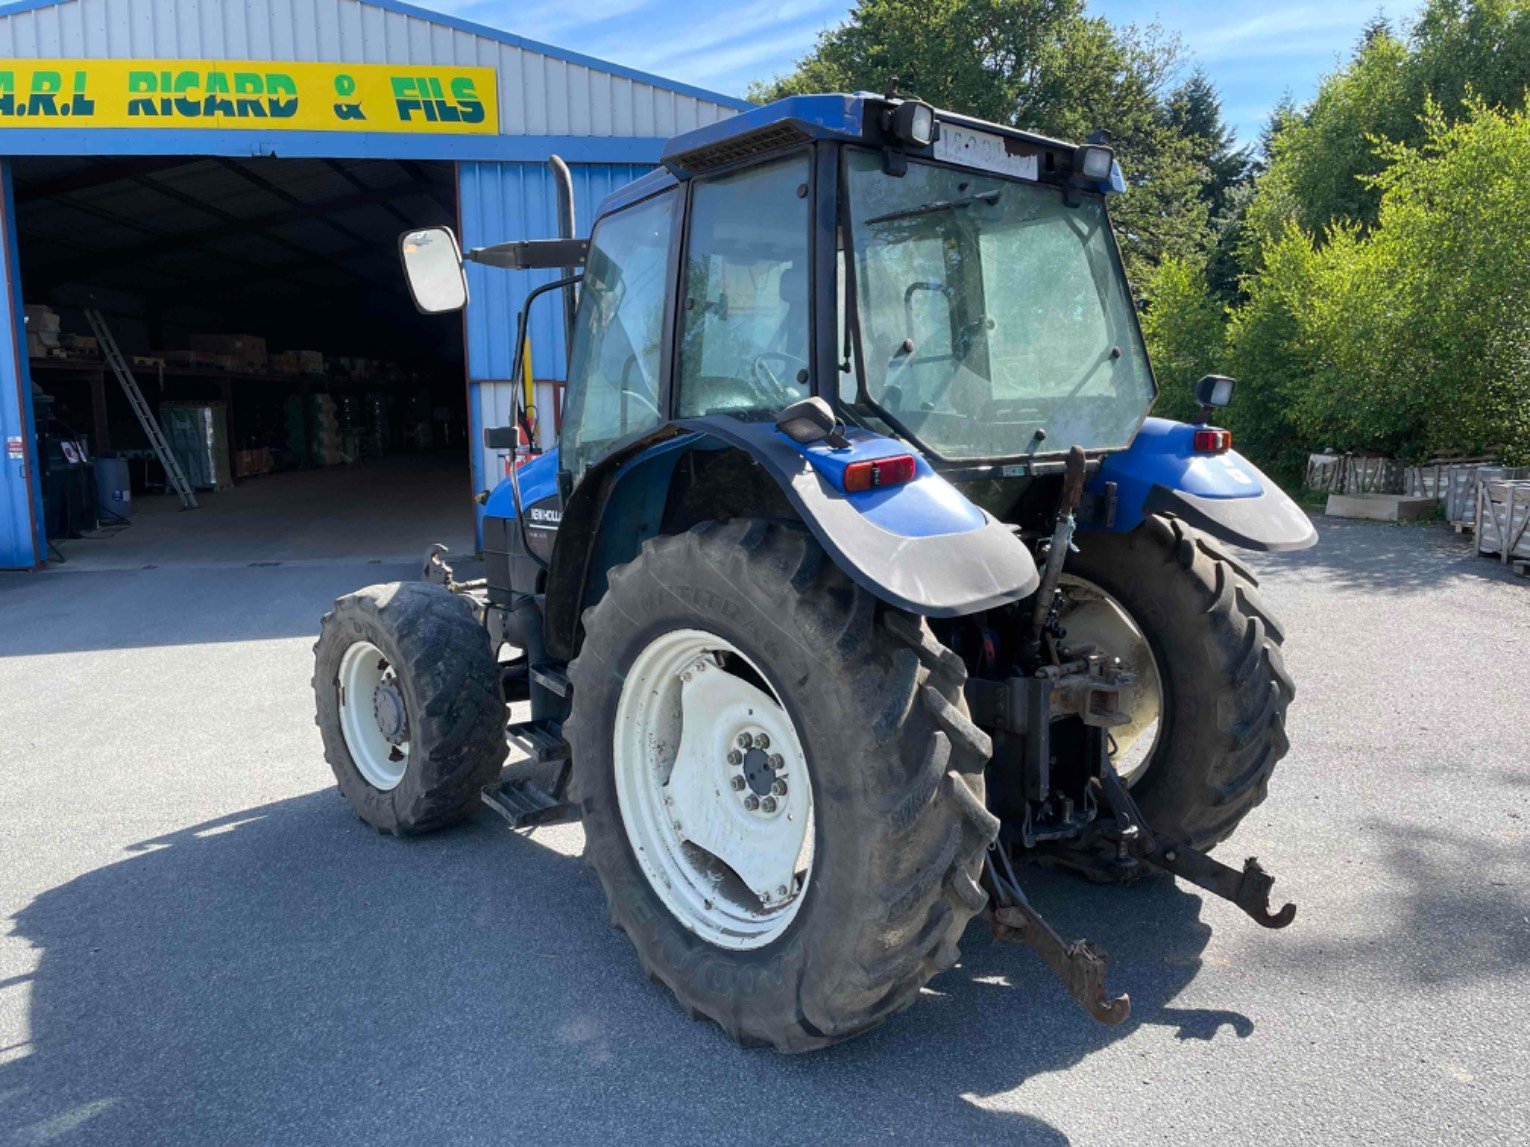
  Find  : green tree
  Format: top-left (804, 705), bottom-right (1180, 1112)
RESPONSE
top-left (1245, 0), bottom-right (1530, 248)
top-left (1229, 100), bottom-right (1530, 469)
top-left (1243, 27), bottom-right (1413, 246)
top-left (1221, 229), bottom-right (1328, 479)
top-left (1165, 67), bottom-right (1252, 217)
top-left (749, 0), bottom-right (1214, 275)
top-left (1138, 256), bottom-right (1227, 422)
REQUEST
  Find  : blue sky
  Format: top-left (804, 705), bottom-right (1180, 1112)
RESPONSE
top-left (412, 0), bottom-right (1426, 144)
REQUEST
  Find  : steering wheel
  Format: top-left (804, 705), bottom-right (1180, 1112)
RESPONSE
top-left (750, 351), bottom-right (809, 405)
top-left (617, 355), bottom-right (662, 417)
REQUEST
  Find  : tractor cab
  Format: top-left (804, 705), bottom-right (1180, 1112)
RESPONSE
top-left (406, 91), bottom-right (1147, 483)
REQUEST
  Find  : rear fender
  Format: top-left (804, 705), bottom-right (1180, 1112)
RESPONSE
top-left (542, 416), bottom-right (1039, 659)
top-left (1083, 417), bottom-right (1317, 552)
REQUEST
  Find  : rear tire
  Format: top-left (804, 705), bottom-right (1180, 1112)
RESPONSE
top-left (566, 520), bottom-right (998, 1052)
top-left (313, 582), bottom-right (508, 835)
top-left (1066, 515), bottom-right (1295, 850)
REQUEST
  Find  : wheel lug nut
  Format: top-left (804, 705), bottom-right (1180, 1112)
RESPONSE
top-left (777, 885), bottom-right (789, 898)
top-left (730, 776), bottom-right (746, 791)
top-left (771, 779), bottom-right (787, 797)
top-left (737, 733), bottom-right (752, 749)
top-left (727, 750), bottom-right (742, 765)
top-left (756, 734), bottom-right (770, 749)
top-left (769, 753), bottom-right (783, 769)
top-left (744, 795), bottom-right (760, 811)
top-left (761, 796), bottom-right (777, 813)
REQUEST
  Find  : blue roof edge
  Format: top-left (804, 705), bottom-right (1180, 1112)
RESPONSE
top-left (0, 0), bottom-right (755, 114)
top-left (661, 93), bottom-right (866, 175)
top-left (595, 166), bottom-right (679, 217)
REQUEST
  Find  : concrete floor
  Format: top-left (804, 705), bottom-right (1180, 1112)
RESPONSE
top-left (49, 452), bottom-right (477, 571)
top-left (0, 517), bottom-right (1526, 1144)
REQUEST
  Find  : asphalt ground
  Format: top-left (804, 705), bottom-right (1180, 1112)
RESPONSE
top-left (1, 517), bottom-right (1526, 1145)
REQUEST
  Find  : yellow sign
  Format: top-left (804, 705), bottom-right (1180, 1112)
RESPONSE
top-left (0, 59), bottom-right (498, 134)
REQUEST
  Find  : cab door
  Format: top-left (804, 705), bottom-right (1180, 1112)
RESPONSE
top-left (557, 188), bottom-right (680, 489)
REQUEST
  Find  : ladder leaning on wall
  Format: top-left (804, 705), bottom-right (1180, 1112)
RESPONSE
top-left (82, 306), bottom-right (199, 510)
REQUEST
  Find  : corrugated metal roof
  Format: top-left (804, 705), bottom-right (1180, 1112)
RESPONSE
top-left (11, 153), bottom-right (458, 297)
top-left (0, 0), bottom-right (747, 138)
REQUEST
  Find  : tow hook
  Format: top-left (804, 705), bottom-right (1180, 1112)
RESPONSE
top-left (986, 843), bottom-right (1131, 1025)
top-left (1094, 756), bottom-right (1297, 930)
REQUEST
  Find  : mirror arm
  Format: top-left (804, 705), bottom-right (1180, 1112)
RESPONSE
top-left (466, 238), bottom-right (590, 271)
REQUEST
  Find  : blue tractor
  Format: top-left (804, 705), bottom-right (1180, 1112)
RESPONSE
top-left (313, 93), bottom-right (1316, 1050)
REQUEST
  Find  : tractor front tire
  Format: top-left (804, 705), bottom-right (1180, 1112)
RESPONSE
top-left (313, 581), bottom-right (508, 835)
top-left (566, 520), bottom-right (998, 1052)
top-left (1067, 515), bottom-right (1296, 850)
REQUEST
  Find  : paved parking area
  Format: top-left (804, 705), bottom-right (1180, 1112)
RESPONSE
top-left (1, 518), bottom-right (1526, 1145)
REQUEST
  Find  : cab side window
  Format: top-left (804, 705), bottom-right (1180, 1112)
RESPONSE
top-left (677, 155), bottom-right (812, 417)
top-left (560, 190), bottom-right (677, 482)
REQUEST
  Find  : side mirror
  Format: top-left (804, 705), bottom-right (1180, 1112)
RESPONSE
top-left (1193, 374), bottom-right (1236, 409)
top-left (399, 226), bottom-right (468, 314)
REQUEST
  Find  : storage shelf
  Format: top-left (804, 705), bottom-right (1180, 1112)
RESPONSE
top-left (28, 356), bottom-right (397, 387)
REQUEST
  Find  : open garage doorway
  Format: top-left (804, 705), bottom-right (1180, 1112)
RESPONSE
top-left (10, 154), bottom-right (476, 569)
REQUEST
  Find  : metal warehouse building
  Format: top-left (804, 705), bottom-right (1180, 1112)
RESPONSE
top-left (0, 0), bottom-right (745, 569)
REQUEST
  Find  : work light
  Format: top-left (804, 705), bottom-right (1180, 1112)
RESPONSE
top-left (888, 99), bottom-right (937, 147)
top-left (1075, 144), bottom-right (1115, 181)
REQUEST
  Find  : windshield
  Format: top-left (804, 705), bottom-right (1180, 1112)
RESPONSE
top-left (844, 150), bottom-right (1154, 461)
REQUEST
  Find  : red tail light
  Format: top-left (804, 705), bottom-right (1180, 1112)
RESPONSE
top-left (842, 454), bottom-right (917, 492)
top-left (1193, 428), bottom-right (1232, 454)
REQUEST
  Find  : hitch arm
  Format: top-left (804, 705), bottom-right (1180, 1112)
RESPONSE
top-left (1094, 761), bottom-right (1296, 929)
top-left (987, 846), bottom-right (1131, 1024)
top-left (1149, 848), bottom-right (1296, 930)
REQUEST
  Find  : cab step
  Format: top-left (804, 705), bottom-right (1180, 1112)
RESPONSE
top-left (529, 665), bottom-right (570, 698)
top-left (507, 718), bottom-right (570, 764)
top-left (481, 779), bottom-right (577, 829)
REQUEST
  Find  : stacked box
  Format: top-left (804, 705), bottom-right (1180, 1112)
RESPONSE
top-left (1476, 480), bottom-right (1530, 564)
top-left (233, 448), bottom-right (273, 478)
top-left (1452, 464), bottom-right (1530, 525)
top-left (190, 333), bottom-right (268, 373)
top-left (298, 350), bottom-right (326, 376)
top-left (362, 392), bottom-right (389, 458)
top-left (270, 351), bottom-right (301, 375)
top-left (161, 349), bottom-right (236, 371)
top-left (312, 394), bottom-right (345, 465)
top-left (25, 303), bottom-right (61, 358)
top-left (159, 402), bottom-right (233, 490)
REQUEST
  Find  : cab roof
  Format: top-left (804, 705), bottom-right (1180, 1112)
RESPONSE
top-left (594, 93), bottom-right (1112, 218)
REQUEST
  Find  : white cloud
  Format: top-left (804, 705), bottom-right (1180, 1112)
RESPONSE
top-left (1186, 2), bottom-right (1414, 61)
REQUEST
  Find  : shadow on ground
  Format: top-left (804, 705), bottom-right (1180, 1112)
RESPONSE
top-left (0, 562), bottom-right (420, 657)
top-left (0, 795), bottom-right (1235, 1145)
top-left (1269, 516), bottom-right (1523, 594)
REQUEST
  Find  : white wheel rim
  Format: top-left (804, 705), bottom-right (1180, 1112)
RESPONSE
top-left (1057, 576), bottom-right (1164, 785)
top-left (614, 628), bottom-right (814, 951)
top-left (338, 640), bottom-right (411, 791)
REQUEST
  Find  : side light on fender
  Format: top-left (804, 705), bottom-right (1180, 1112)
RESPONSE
top-left (843, 455), bottom-right (917, 492)
top-left (1193, 428), bottom-right (1232, 454)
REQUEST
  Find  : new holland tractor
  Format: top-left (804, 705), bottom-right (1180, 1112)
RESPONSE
top-left (312, 92), bottom-right (1317, 1051)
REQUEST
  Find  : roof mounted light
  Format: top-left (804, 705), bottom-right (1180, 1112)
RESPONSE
top-left (1075, 143), bottom-right (1115, 182)
top-left (884, 99), bottom-right (937, 148)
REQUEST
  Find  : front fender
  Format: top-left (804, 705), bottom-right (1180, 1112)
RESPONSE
top-left (1085, 417), bottom-right (1317, 552)
top-left (676, 415), bottom-right (1039, 616)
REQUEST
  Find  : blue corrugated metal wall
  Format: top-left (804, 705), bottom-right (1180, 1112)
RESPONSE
top-left (458, 160), bottom-right (650, 518)
top-left (0, 161), bottom-right (43, 570)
